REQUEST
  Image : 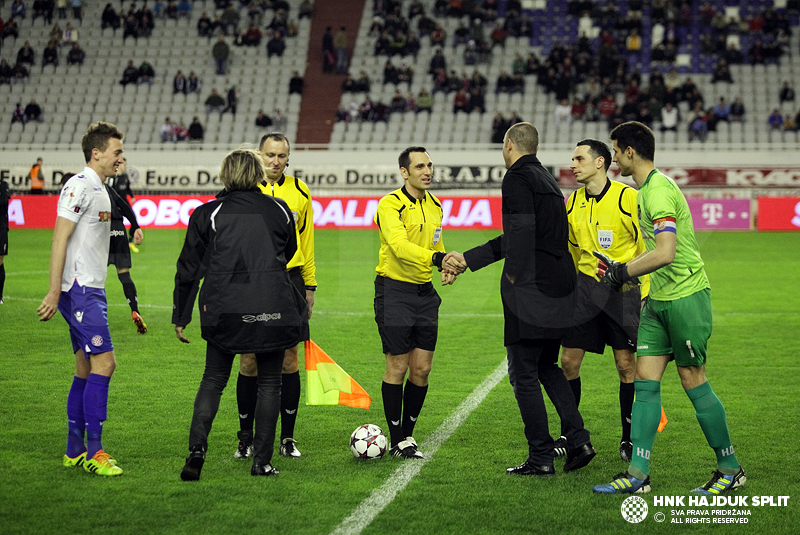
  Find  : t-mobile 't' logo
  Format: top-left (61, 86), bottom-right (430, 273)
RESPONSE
top-left (702, 203), bottom-right (723, 225)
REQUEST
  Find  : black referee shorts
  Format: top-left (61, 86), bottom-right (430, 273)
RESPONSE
top-left (289, 267), bottom-right (310, 342)
top-left (561, 272), bottom-right (640, 354)
top-left (374, 275), bottom-right (441, 356)
top-left (0, 227), bottom-right (8, 256)
top-left (107, 221), bottom-right (131, 269)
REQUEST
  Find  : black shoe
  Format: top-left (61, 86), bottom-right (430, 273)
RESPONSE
top-left (279, 438), bottom-right (302, 458)
top-left (180, 448), bottom-right (205, 481)
top-left (506, 461), bottom-right (555, 476)
top-left (233, 430), bottom-right (254, 459)
top-left (251, 463), bottom-right (279, 476)
top-left (553, 436), bottom-right (567, 458)
top-left (620, 440), bottom-right (633, 462)
top-left (389, 438), bottom-right (424, 459)
top-left (564, 443), bottom-right (596, 472)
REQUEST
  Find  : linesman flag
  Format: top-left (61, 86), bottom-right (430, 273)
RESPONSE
top-left (304, 340), bottom-right (371, 409)
top-left (658, 406), bottom-right (668, 433)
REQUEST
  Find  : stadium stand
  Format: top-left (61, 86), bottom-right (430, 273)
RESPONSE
top-left (1, 0), bottom-right (800, 151)
top-left (1, 0), bottom-right (310, 147)
top-left (330, 0), bottom-right (800, 149)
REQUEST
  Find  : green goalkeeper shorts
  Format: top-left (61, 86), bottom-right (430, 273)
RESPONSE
top-left (637, 288), bottom-right (712, 367)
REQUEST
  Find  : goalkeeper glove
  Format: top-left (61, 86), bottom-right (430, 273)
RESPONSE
top-left (592, 251), bottom-right (638, 291)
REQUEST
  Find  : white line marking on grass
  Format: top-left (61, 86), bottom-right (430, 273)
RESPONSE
top-left (329, 358), bottom-right (509, 535)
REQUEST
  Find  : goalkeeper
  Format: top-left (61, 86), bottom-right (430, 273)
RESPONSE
top-left (593, 122), bottom-right (745, 495)
top-left (555, 139), bottom-right (649, 464)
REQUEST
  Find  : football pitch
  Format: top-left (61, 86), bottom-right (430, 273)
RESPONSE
top-left (1, 228), bottom-right (798, 535)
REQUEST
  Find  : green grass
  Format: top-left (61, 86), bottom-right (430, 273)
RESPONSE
top-left (0, 229), bottom-right (798, 535)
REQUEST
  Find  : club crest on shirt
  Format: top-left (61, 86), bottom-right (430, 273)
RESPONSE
top-left (98, 211), bottom-right (111, 222)
top-left (598, 229), bottom-right (613, 249)
top-left (91, 335), bottom-right (103, 347)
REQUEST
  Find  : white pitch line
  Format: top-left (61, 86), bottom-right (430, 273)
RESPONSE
top-left (329, 358), bottom-right (509, 535)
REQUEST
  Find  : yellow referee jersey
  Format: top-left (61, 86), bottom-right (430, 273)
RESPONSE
top-left (374, 186), bottom-right (445, 284)
top-left (566, 179), bottom-right (649, 297)
top-left (258, 174), bottom-right (317, 287)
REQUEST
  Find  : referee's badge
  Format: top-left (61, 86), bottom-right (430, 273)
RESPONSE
top-left (433, 227), bottom-right (442, 245)
top-left (598, 230), bottom-right (613, 249)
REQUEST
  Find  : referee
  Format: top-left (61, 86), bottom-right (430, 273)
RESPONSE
top-left (374, 147), bottom-right (453, 459)
top-left (0, 173), bottom-right (9, 304)
top-left (234, 132), bottom-right (317, 460)
top-left (557, 139), bottom-right (648, 462)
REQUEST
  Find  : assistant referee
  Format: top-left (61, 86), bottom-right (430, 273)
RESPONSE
top-left (374, 146), bottom-right (453, 460)
top-left (558, 139), bottom-right (648, 462)
top-left (234, 132), bottom-right (317, 460)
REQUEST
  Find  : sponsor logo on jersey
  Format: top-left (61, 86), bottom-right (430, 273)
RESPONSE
top-left (75, 311), bottom-right (83, 323)
top-left (110, 229), bottom-right (126, 237)
top-left (241, 312), bottom-right (282, 323)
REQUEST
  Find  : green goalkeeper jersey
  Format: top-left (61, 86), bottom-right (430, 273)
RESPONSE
top-left (637, 169), bottom-right (709, 300)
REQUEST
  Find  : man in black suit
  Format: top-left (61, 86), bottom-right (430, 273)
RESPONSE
top-left (444, 122), bottom-right (595, 476)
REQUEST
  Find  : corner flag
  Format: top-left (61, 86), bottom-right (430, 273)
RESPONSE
top-left (304, 340), bottom-right (371, 409)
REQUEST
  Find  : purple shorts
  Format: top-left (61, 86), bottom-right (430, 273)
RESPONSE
top-left (58, 283), bottom-right (114, 356)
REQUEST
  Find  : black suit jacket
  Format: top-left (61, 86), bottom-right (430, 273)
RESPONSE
top-left (464, 154), bottom-right (576, 345)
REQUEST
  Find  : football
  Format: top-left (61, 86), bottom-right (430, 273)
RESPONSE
top-left (349, 424), bottom-right (388, 459)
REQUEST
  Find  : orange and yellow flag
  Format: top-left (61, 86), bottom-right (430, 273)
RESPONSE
top-left (304, 340), bottom-right (371, 409)
top-left (657, 406), bottom-right (668, 433)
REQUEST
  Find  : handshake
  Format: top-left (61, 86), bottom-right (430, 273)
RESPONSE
top-left (437, 251), bottom-right (468, 286)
